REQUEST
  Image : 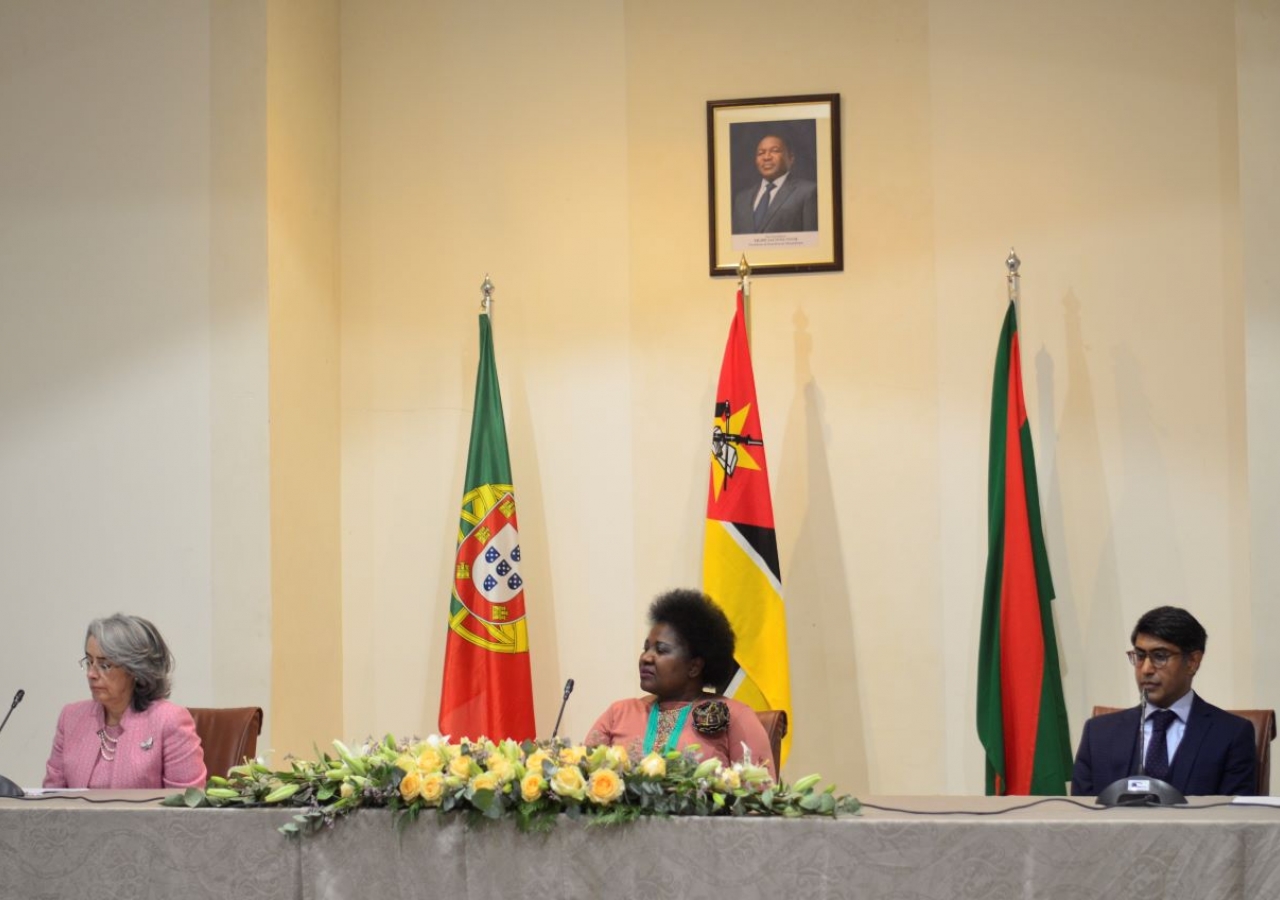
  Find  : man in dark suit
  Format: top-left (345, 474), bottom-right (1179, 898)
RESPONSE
top-left (731, 134), bottom-right (818, 234)
top-left (1072, 606), bottom-right (1256, 796)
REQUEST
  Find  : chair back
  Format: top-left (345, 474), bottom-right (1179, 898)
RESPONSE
top-left (1091, 705), bottom-right (1276, 795)
top-left (188, 706), bottom-right (264, 780)
top-left (753, 709), bottom-right (788, 774)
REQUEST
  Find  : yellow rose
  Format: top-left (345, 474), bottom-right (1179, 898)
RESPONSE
top-left (420, 772), bottom-right (445, 806)
top-left (550, 765), bottom-right (587, 801)
top-left (471, 771), bottom-right (499, 793)
top-left (399, 770), bottom-right (423, 801)
top-left (558, 745), bottom-right (587, 767)
top-left (525, 750), bottom-right (552, 775)
top-left (587, 768), bottom-right (625, 805)
top-left (449, 755), bottom-right (475, 779)
top-left (417, 747), bottom-right (445, 773)
top-left (520, 772), bottom-right (545, 803)
top-left (638, 753), bottom-right (667, 778)
top-left (487, 755), bottom-right (516, 784)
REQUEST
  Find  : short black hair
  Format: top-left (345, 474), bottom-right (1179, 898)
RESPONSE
top-left (648, 589), bottom-right (737, 690)
top-left (1131, 606), bottom-right (1207, 654)
top-left (758, 133), bottom-right (793, 156)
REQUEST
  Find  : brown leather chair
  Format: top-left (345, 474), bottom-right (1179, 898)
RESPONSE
top-left (1092, 705), bottom-right (1276, 795)
top-left (753, 709), bottom-right (788, 774)
top-left (188, 707), bottom-right (264, 780)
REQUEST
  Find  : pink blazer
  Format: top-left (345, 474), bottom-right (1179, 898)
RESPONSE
top-left (43, 699), bottom-right (207, 789)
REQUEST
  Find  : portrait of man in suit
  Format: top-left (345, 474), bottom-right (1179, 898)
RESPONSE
top-left (1071, 606), bottom-right (1257, 796)
top-left (731, 131), bottom-right (819, 235)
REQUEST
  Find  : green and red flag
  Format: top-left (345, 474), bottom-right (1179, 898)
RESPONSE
top-left (438, 310), bottom-right (535, 741)
top-left (976, 301), bottom-right (1071, 795)
top-left (702, 289), bottom-right (793, 766)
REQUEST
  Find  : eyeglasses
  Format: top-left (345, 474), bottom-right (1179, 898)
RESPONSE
top-left (1126, 649), bottom-right (1183, 669)
top-left (79, 656), bottom-right (117, 675)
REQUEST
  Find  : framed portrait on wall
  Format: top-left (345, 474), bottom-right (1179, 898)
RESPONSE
top-left (706, 93), bottom-right (843, 277)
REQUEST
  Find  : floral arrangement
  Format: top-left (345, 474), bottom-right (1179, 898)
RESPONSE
top-left (162, 735), bottom-right (860, 835)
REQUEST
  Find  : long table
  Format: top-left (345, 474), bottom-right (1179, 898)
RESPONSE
top-left (4, 793), bottom-right (1280, 899)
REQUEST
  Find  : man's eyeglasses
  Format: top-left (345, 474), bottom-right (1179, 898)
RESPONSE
top-left (79, 656), bottom-right (117, 675)
top-left (1126, 649), bottom-right (1182, 669)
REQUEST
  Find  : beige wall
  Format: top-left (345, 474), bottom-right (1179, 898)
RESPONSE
top-left (0, 1), bottom-right (271, 784)
top-left (338, 0), bottom-right (634, 745)
top-left (338, 0), bottom-right (1277, 795)
top-left (267, 0), bottom-right (343, 762)
top-left (1, 0), bottom-right (1276, 796)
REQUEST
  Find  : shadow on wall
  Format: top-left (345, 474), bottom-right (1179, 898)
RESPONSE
top-left (499, 352), bottom-right (564, 737)
top-left (1038, 291), bottom-right (1125, 739)
top-left (775, 307), bottom-right (869, 795)
top-left (1112, 342), bottom-right (1183, 610)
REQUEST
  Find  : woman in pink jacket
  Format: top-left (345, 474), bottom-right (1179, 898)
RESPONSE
top-left (43, 614), bottom-right (206, 789)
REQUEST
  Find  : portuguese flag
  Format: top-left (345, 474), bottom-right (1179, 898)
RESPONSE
top-left (976, 301), bottom-right (1071, 795)
top-left (702, 289), bottom-right (793, 765)
top-left (438, 311), bottom-right (536, 741)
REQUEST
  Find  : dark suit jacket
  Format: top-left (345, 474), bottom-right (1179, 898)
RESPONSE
top-left (1071, 695), bottom-right (1256, 796)
top-left (731, 176), bottom-right (818, 234)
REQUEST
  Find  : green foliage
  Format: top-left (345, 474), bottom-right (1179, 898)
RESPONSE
top-left (168, 736), bottom-right (860, 836)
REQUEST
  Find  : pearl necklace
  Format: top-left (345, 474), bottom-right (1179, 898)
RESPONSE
top-left (97, 728), bottom-right (120, 762)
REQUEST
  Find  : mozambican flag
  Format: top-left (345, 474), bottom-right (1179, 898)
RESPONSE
top-left (702, 289), bottom-right (793, 764)
top-left (438, 310), bottom-right (535, 741)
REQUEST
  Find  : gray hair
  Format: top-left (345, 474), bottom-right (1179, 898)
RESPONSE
top-left (86, 614), bottom-right (175, 711)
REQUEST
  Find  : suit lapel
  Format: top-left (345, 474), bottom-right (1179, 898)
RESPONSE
top-left (67, 734), bottom-right (99, 788)
top-left (66, 704), bottom-right (105, 787)
top-left (1120, 706), bottom-right (1144, 776)
top-left (114, 705), bottom-right (158, 784)
top-left (760, 179), bottom-right (797, 229)
top-left (1166, 695), bottom-right (1209, 788)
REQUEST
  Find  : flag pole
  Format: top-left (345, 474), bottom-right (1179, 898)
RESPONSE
top-left (1006, 247), bottom-right (1022, 374)
top-left (1005, 248), bottom-right (1020, 307)
top-left (737, 254), bottom-right (752, 349)
top-left (480, 273), bottom-right (494, 315)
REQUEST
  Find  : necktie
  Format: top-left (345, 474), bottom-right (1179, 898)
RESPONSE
top-left (753, 181), bottom-right (776, 230)
top-left (1144, 709), bottom-right (1178, 780)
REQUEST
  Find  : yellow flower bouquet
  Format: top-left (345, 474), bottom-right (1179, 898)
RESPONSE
top-left (163, 734), bottom-right (860, 836)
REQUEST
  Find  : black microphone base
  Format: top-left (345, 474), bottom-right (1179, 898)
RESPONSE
top-left (1095, 775), bottom-right (1186, 807)
top-left (0, 774), bottom-right (23, 798)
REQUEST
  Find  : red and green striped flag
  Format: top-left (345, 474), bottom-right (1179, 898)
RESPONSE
top-left (438, 310), bottom-right (536, 741)
top-left (976, 301), bottom-right (1071, 795)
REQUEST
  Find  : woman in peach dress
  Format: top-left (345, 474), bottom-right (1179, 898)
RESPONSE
top-left (585, 589), bottom-right (777, 780)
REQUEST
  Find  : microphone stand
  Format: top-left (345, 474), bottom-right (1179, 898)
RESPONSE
top-left (550, 679), bottom-right (574, 742)
top-left (1096, 688), bottom-right (1186, 806)
top-left (0, 690), bottom-right (26, 798)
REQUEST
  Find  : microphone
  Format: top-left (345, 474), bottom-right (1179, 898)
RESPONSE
top-left (0, 689), bottom-right (27, 798)
top-left (1136, 688), bottom-right (1148, 776)
top-left (550, 678), bottom-right (575, 742)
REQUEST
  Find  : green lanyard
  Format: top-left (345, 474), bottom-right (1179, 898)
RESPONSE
top-left (643, 702), bottom-right (692, 755)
